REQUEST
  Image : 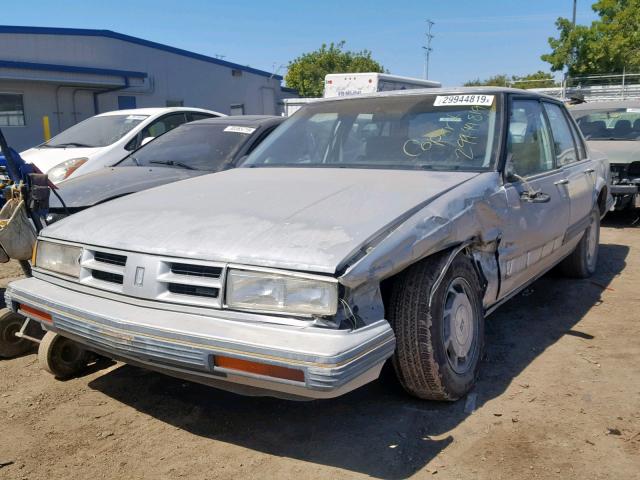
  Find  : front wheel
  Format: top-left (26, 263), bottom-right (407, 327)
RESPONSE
top-left (388, 253), bottom-right (485, 401)
top-left (560, 208), bottom-right (600, 278)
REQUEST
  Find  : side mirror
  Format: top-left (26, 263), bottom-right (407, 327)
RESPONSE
top-left (141, 136), bottom-right (155, 147)
top-left (504, 153), bottom-right (518, 183)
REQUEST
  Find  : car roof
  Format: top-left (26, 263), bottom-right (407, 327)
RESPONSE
top-left (313, 86), bottom-right (560, 104)
top-left (188, 115), bottom-right (286, 128)
top-left (569, 100), bottom-right (640, 111)
top-left (97, 107), bottom-right (223, 117)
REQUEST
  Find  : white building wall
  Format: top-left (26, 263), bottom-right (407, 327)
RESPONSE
top-left (0, 30), bottom-right (296, 150)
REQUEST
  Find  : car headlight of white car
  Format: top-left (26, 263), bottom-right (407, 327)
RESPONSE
top-left (226, 268), bottom-right (338, 316)
top-left (47, 157), bottom-right (88, 183)
top-left (34, 240), bottom-right (83, 278)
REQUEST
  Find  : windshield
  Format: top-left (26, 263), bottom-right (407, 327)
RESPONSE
top-left (572, 107), bottom-right (640, 140)
top-left (244, 94), bottom-right (502, 171)
top-left (45, 114), bottom-right (148, 148)
top-left (118, 123), bottom-right (254, 171)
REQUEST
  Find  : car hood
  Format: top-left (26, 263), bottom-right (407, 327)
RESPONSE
top-left (20, 146), bottom-right (101, 173)
top-left (587, 140), bottom-right (640, 165)
top-left (50, 166), bottom-right (207, 209)
top-left (41, 167), bottom-right (478, 273)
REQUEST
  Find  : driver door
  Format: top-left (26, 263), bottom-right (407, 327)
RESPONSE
top-left (498, 98), bottom-right (571, 299)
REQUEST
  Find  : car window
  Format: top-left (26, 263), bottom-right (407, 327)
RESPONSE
top-left (44, 114), bottom-right (148, 148)
top-left (187, 112), bottom-right (217, 122)
top-left (543, 103), bottom-right (578, 166)
top-left (118, 123), bottom-right (253, 171)
top-left (572, 107), bottom-right (640, 140)
top-left (508, 100), bottom-right (555, 177)
top-left (567, 114), bottom-right (587, 159)
top-left (245, 94), bottom-right (502, 172)
top-left (141, 113), bottom-right (187, 140)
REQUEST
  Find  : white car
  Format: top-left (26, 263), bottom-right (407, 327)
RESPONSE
top-left (20, 107), bottom-right (224, 183)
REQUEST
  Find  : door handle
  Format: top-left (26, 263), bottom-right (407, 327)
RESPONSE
top-left (584, 168), bottom-right (595, 174)
top-left (554, 178), bottom-right (570, 185)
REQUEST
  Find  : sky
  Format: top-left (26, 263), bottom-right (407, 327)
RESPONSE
top-left (3, 0), bottom-right (600, 86)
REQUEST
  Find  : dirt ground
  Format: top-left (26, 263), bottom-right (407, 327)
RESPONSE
top-left (0, 212), bottom-right (639, 480)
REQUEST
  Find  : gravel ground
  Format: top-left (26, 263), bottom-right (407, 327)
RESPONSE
top-left (0, 212), bottom-right (638, 480)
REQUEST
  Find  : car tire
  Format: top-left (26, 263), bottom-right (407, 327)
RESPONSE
top-left (388, 252), bottom-right (484, 401)
top-left (38, 331), bottom-right (89, 379)
top-left (0, 308), bottom-right (31, 358)
top-left (560, 208), bottom-right (600, 279)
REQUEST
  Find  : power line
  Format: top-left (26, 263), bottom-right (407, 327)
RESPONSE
top-left (423, 19), bottom-right (435, 80)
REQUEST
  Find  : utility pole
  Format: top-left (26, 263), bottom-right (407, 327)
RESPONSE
top-left (572, 0), bottom-right (577, 27)
top-left (423, 19), bottom-right (435, 80)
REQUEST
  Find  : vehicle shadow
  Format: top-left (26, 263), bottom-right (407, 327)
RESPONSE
top-left (86, 242), bottom-right (628, 479)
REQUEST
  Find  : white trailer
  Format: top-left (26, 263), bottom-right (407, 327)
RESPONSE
top-left (323, 73), bottom-right (441, 98)
top-left (282, 73), bottom-right (442, 116)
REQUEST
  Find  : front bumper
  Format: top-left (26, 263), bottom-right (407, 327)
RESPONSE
top-left (610, 184), bottom-right (638, 195)
top-left (6, 277), bottom-right (395, 400)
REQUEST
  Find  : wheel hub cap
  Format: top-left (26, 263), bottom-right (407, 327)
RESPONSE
top-left (443, 277), bottom-right (478, 375)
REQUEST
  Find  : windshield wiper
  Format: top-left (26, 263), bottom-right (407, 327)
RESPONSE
top-left (46, 142), bottom-right (96, 148)
top-left (149, 160), bottom-right (196, 170)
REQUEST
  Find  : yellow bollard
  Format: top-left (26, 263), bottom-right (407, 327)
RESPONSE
top-left (42, 116), bottom-right (51, 142)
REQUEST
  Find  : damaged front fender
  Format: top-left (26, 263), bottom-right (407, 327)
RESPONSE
top-left (337, 172), bottom-right (508, 323)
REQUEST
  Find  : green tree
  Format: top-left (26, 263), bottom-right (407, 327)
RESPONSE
top-left (464, 72), bottom-right (557, 89)
top-left (464, 74), bottom-right (510, 87)
top-left (542, 0), bottom-right (640, 75)
top-left (511, 71), bottom-right (558, 89)
top-left (285, 42), bottom-right (384, 97)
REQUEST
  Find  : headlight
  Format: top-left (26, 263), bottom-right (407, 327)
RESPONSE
top-left (34, 240), bottom-right (82, 278)
top-left (226, 269), bottom-right (338, 316)
top-left (47, 157), bottom-right (88, 183)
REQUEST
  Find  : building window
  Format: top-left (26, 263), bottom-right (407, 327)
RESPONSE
top-left (230, 104), bottom-right (244, 116)
top-left (166, 100), bottom-right (184, 107)
top-left (0, 93), bottom-right (25, 126)
top-left (231, 69), bottom-right (243, 77)
top-left (117, 95), bottom-right (137, 110)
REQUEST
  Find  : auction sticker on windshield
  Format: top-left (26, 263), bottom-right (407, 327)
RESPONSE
top-left (434, 95), bottom-right (494, 106)
top-left (224, 126), bottom-right (256, 134)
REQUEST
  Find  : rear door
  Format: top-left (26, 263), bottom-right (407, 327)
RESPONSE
top-left (499, 98), bottom-right (571, 298)
top-left (542, 101), bottom-right (595, 240)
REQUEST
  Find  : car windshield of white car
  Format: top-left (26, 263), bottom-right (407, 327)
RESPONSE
top-left (44, 114), bottom-right (149, 148)
top-left (573, 108), bottom-right (640, 141)
top-left (244, 94), bottom-right (502, 171)
top-left (118, 123), bottom-right (253, 171)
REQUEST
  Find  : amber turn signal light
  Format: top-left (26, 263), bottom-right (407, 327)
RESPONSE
top-left (19, 304), bottom-right (52, 324)
top-left (214, 355), bottom-right (304, 382)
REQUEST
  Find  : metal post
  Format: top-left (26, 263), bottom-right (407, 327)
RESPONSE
top-left (572, 0), bottom-right (577, 27)
top-left (423, 20), bottom-right (435, 80)
top-left (42, 116), bottom-right (51, 142)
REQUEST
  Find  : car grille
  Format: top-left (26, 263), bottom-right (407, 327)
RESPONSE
top-left (94, 251), bottom-right (127, 267)
top-left (167, 283), bottom-right (219, 298)
top-left (91, 270), bottom-right (124, 285)
top-left (76, 247), bottom-right (226, 308)
top-left (170, 262), bottom-right (222, 279)
top-left (81, 248), bottom-right (128, 292)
